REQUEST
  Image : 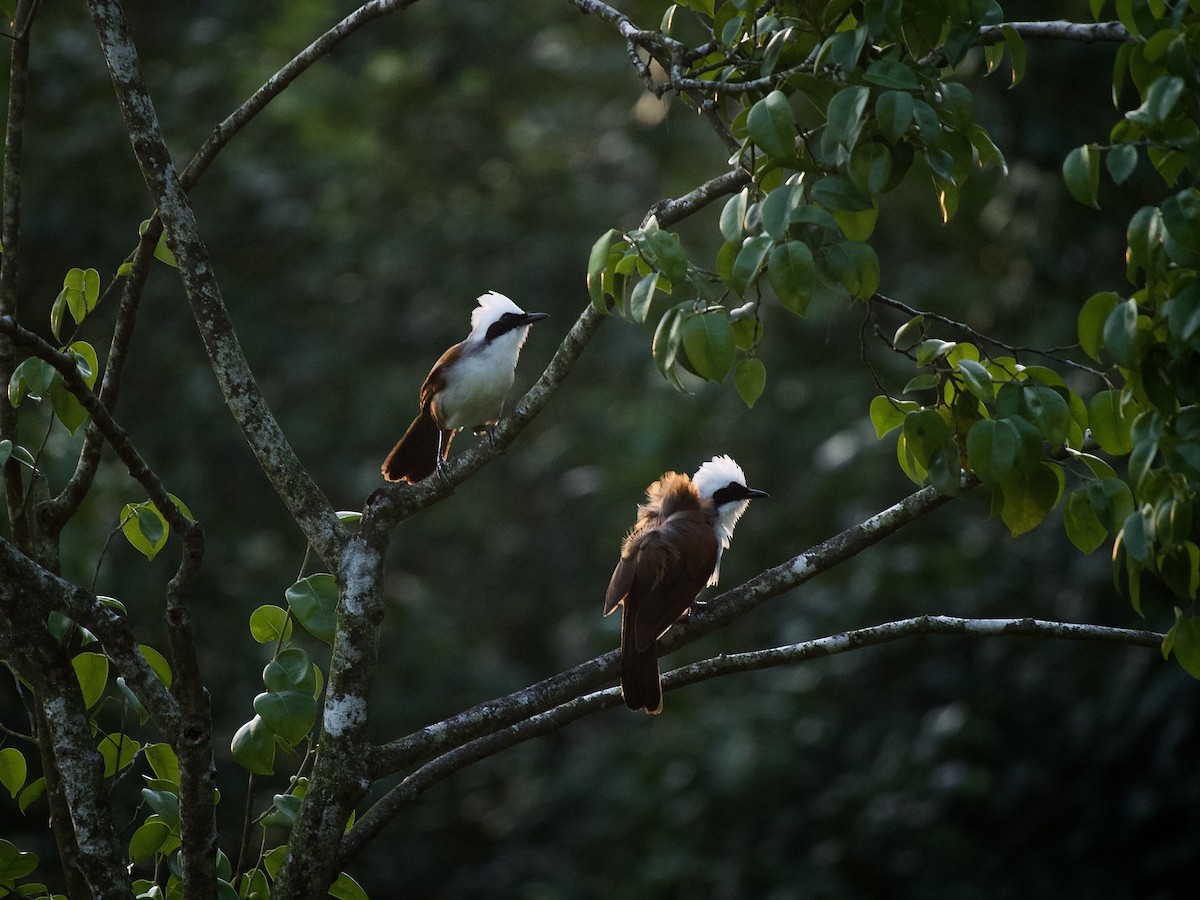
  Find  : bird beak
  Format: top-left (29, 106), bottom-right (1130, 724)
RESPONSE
top-left (521, 312), bottom-right (550, 324)
top-left (746, 487), bottom-right (769, 499)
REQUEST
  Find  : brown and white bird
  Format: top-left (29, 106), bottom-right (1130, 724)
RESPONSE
top-left (381, 291), bottom-right (548, 483)
top-left (604, 455), bottom-right (767, 714)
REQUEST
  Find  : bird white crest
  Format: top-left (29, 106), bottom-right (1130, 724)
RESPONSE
top-left (692, 454), bottom-right (748, 500)
top-left (693, 454), bottom-right (756, 586)
top-left (469, 290), bottom-right (526, 335)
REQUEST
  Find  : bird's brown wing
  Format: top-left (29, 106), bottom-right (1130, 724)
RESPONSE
top-left (604, 555), bottom-right (635, 617)
top-left (627, 511), bottom-right (717, 652)
top-left (419, 340), bottom-right (461, 427)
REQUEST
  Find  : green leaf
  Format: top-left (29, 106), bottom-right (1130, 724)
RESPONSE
top-left (643, 226), bottom-right (689, 282)
top-left (999, 463), bottom-right (1061, 536)
top-left (824, 241), bottom-right (879, 299)
top-left (0, 747), bottom-right (27, 798)
top-left (254, 690), bottom-right (318, 746)
top-left (1063, 145), bottom-right (1100, 209)
top-left (875, 90), bottom-right (914, 144)
top-left (1089, 388), bottom-right (1132, 458)
top-left (144, 742), bottom-right (180, 786)
top-left (1127, 75), bottom-right (1185, 126)
top-left (869, 395), bottom-right (918, 438)
top-left (1117, 509), bottom-right (1151, 562)
top-left (730, 234), bottom-right (773, 296)
top-left (263, 647), bottom-right (317, 694)
top-left (847, 143), bottom-right (893, 195)
top-left (1023, 384), bottom-right (1071, 446)
top-left (9, 357), bottom-right (55, 406)
top-left (72, 651), bottom-right (109, 709)
top-left (249, 604), bottom-right (293, 644)
top-left (822, 85), bottom-right (869, 157)
top-left (1160, 189), bottom-right (1200, 267)
top-left (263, 793), bottom-right (303, 830)
top-left (809, 175), bottom-right (873, 212)
top-left (0, 439), bottom-right (10, 467)
top-left (719, 189), bottom-right (751, 243)
top-left (767, 241), bottom-right (815, 315)
top-left (1107, 144), bottom-right (1138, 184)
top-left (1164, 613), bottom-right (1200, 678)
top-left (652, 305), bottom-right (685, 381)
top-left (128, 819), bottom-right (171, 864)
top-left (286, 573), bottom-right (339, 645)
top-left (329, 871), bottom-right (370, 900)
top-left (0, 839), bottom-right (38, 881)
top-left (48, 379), bottom-right (89, 434)
top-left (139, 644), bottom-right (173, 689)
top-left (628, 273), bottom-right (661, 326)
top-left (1167, 283), bottom-right (1200, 342)
top-left (733, 358), bottom-right (766, 408)
top-left (69, 341), bottom-right (99, 389)
top-left (747, 90), bottom-right (796, 160)
top-left (956, 358), bottom-right (993, 403)
top-left (969, 125), bottom-right (1008, 175)
top-left (915, 339), bottom-right (955, 367)
top-left (864, 58), bottom-right (920, 90)
top-left (1102, 298), bottom-right (1139, 367)
top-left (231, 716), bottom-right (276, 775)
top-left (902, 408), bottom-right (949, 467)
top-left (1077, 291), bottom-right (1120, 361)
top-left (138, 219), bottom-right (178, 268)
top-left (97, 732), bottom-right (141, 777)
top-left (120, 502), bottom-right (169, 561)
top-left (586, 228), bottom-right (619, 311)
top-left (17, 777), bottom-right (45, 814)
top-left (681, 312), bottom-right (736, 381)
top-left (1001, 24), bottom-right (1026, 86)
top-left (904, 373), bottom-right (940, 393)
top-left (1064, 489), bottom-right (1108, 553)
top-left (141, 788), bottom-right (179, 828)
top-left (893, 315), bottom-right (925, 349)
top-left (760, 183), bottom-right (804, 240)
top-left (926, 443), bottom-right (962, 496)
top-left (833, 206), bottom-right (878, 242)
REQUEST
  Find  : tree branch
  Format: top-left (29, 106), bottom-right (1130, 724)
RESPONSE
top-left (1, 0), bottom-right (37, 549)
top-left (0, 316), bottom-right (199, 542)
top-left (85, 0), bottom-right (346, 573)
top-left (0, 533), bottom-right (182, 740)
top-left (343, 614), bottom-right (1159, 864)
top-left (0, 579), bottom-right (132, 899)
top-left (179, 0), bottom-right (421, 192)
top-left (979, 20), bottom-right (1133, 44)
top-left (370, 484), bottom-right (957, 779)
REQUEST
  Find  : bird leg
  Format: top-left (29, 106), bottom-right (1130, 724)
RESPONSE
top-left (435, 430), bottom-right (449, 481)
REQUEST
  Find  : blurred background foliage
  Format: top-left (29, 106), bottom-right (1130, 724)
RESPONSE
top-left (3, 0), bottom-right (1199, 896)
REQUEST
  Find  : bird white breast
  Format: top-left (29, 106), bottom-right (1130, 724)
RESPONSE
top-left (437, 328), bottom-right (527, 430)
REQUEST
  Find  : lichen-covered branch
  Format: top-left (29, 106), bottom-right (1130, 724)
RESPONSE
top-left (979, 19), bottom-right (1133, 44)
top-left (370, 485), bottom-right (957, 779)
top-left (0, 580), bottom-right (132, 899)
top-left (1, 0), bottom-right (37, 549)
top-left (344, 614), bottom-right (1159, 863)
top-left (270, 529), bottom-right (388, 898)
top-left (84, 0), bottom-right (346, 569)
top-left (367, 165), bottom-right (752, 529)
top-left (180, 0), bottom-right (420, 192)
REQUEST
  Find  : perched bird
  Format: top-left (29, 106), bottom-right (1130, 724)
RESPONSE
top-left (381, 291), bottom-right (548, 483)
top-left (604, 455), bottom-right (767, 714)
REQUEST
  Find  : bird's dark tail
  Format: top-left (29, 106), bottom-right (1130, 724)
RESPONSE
top-left (620, 606), bottom-right (663, 715)
top-left (381, 408), bottom-right (453, 483)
